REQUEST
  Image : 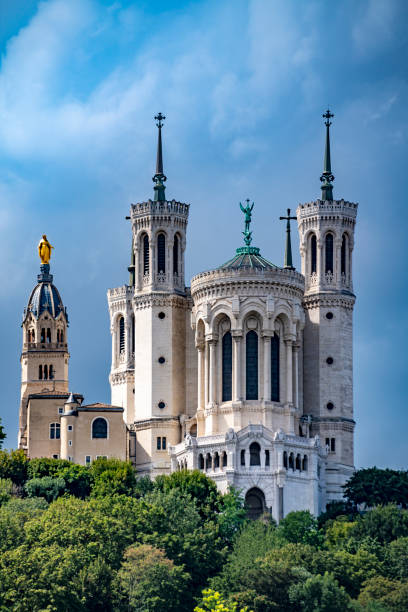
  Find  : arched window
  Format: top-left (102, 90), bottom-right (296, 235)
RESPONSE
top-left (57, 330), bottom-right (60, 342)
top-left (205, 453), bottom-right (212, 470)
top-left (39, 365), bottom-right (43, 380)
top-left (240, 449), bottom-right (246, 466)
top-left (271, 333), bottom-right (280, 402)
top-left (341, 234), bottom-right (347, 275)
top-left (289, 452), bottom-right (294, 470)
top-left (302, 455), bottom-right (308, 471)
top-left (41, 328), bottom-right (45, 343)
top-left (44, 365), bottom-right (48, 380)
top-left (49, 365), bottom-right (54, 380)
top-left (119, 317), bottom-right (125, 354)
top-left (283, 451), bottom-right (288, 469)
top-left (222, 451), bottom-right (227, 468)
top-left (249, 442), bottom-right (261, 466)
top-left (246, 330), bottom-right (258, 400)
top-left (311, 234), bottom-right (317, 274)
top-left (92, 418), bottom-right (108, 439)
top-left (265, 449), bottom-right (270, 467)
top-left (295, 454), bottom-right (301, 470)
top-left (143, 235), bottom-right (149, 275)
top-left (46, 328), bottom-right (51, 343)
top-left (60, 330), bottom-right (64, 343)
top-left (325, 233), bottom-right (334, 273)
top-left (49, 423), bottom-right (60, 440)
top-left (157, 233), bottom-right (166, 273)
top-left (214, 452), bottom-right (220, 469)
top-left (222, 331), bottom-right (232, 402)
top-left (173, 234), bottom-right (179, 274)
top-left (199, 454), bottom-right (204, 470)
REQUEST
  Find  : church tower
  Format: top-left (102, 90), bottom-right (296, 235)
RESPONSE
top-left (19, 238), bottom-right (69, 450)
top-left (108, 115), bottom-right (195, 475)
top-left (297, 111), bottom-right (357, 501)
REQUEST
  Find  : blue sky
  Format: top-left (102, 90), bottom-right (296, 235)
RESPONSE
top-left (0, 0), bottom-right (407, 468)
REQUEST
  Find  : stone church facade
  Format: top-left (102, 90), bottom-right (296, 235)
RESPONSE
top-left (18, 111), bottom-right (357, 521)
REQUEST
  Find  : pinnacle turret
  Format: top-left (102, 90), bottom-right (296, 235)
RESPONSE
top-left (153, 113), bottom-right (167, 202)
top-left (320, 109), bottom-right (335, 201)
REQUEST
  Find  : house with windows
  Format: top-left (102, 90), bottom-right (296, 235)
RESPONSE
top-left (18, 111), bottom-right (357, 520)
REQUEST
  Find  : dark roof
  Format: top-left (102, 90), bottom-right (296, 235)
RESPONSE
top-left (28, 392), bottom-right (83, 401)
top-left (218, 246), bottom-right (279, 271)
top-left (27, 282), bottom-right (65, 319)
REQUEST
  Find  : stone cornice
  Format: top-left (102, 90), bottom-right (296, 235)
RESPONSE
top-left (130, 417), bottom-right (180, 431)
top-left (191, 268), bottom-right (304, 303)
top-left (296, 199), bottom-right (358, 221)
top-left (302, 292), bottom-right (355, 310)
top-left (133, 293), bottom-right (190, 311)
top-left (109, 371), bottom-right (135, 385)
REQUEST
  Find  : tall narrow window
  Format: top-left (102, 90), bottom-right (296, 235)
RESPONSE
top-left (162, 437), bottom-right (166, 450)
top-left (49, 365), bottom-right (54, 380)
top-left (131, 314), bottom-right (135, 354)
top-left (222, 331), bottom-right (232, 402)
top-left (119, 317), bottom-right (125, 354)
top-left (325, 233), bottom-right (334, 273)
top-left (249, 442), bottom-right (261, 466)
top-left (157, 437), bottom-right (161, 450)
top-left (173, 234), bottom-right (179, 274)
top-left (157, 233), bottom-right (166, 273)
top-left (41, 328), bottom-right (45, 343)
top-left (246, 330), bottom-right (258, 400)
top-left (39, 365), bottom-right (43, 380)
top-left (271, 334), bottom-right (280, 402)
top-left (341, 234), bottom-right (347, 275)
top-left (311, 234), bottom-right (317, 274)
top-left (44, 365), bottom-right (48, 380)
top-left (143, 235), bottom-right (149, 275)
top-left (240, 449), bottom-right (245, 466)
top-left (46, 328), bottom-right (51, 343)
top-left (50, 423), bottom-right (60, 440)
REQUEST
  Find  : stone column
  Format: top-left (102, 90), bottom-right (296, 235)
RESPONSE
top-left (197, 345), bottom-right (204, 410)
top-left (335, 240), bottom-right (341, 289)
top-left (208, 340), bottom-right (216, 405)
top-left (110, 325), bottom-right (115, 369)
top-left (285, 339), bottom-right (293, 404)
top-left (204, 343), bottom-right (209, 406)
top-left (317, 240), bottom-right (323, 283)
top-left (125, 317), bottom-right (131, 364)
top-left (232, 333), bottom-right (242, 401)
top-left (263, 335), bottom-right (271, 401)
top-left (135, 245), bottom-right (141, 292)
top-left (293, 343), bottom-right (300, 408)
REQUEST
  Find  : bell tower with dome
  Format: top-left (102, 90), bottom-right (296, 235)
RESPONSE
top-left (18, 236), bottom-right (69, 450)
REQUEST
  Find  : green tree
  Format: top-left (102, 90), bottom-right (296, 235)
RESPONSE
top-left (358, 576), bottom-right (408, 611)
top-left (27, 457), bottom-right (71, 479)
top-left (344, 467), bottom-right (408, 508)
top-left (24, 476), bottom-right (67, 502)
top-left (278, 510), bottom-right (322, 546)
top-left (0, 418), bottom-right (5, 449)
top-left (288, 571), bottom-right (354, 612)
top-left (0, 497), bottom-right (48, 553)
top-left (57, 464), bottom-right (91, 498)
top-left (353, 504), bottom-right (408, 544)
top-left (90, 457), bottom-right (136, 497)
top-left (384, 537), bottom-right (408, 580)
top-left (0, 478), bottom-right (13, 505)
top-left (112, 544), bottom-right (190, 612)
top-left (154, 469), bottom-right (221, 518)
top-left (0, 449), bottom-right (28, 486)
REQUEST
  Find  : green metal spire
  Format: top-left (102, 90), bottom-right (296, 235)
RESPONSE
top-left (320, 109), bottom-right (335, 201)
top-left (279, 208), bottom-right (297, 269)
top-left (153, 113), bottom-right (167, 202)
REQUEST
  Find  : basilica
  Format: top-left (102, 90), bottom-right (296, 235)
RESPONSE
top-left (18, 111), bottom-right (357, 521)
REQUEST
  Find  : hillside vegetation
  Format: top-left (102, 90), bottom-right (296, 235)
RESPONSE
top-left (0, 450), bottom-right (408, 612)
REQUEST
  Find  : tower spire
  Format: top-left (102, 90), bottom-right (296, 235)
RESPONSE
top-left (320, 109), bottom-right (335, 201)
top-left (153, 113), bottom-right (167, 202)
top-left (279, 208), bottom-right (297, 269)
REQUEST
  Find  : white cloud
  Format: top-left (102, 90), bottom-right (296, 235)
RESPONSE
top-left (352, 0), bottom-right (400, 55)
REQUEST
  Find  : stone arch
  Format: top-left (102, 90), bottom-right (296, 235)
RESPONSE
top-left (245, 487), bottom-right (266, 520)
top-left (249, 442), bottom-right (261, 466)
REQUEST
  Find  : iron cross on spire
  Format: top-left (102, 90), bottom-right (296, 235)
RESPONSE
top-left (155, 112), bottom-right (166, 128)
top-left (279, 208), bottom-right (297, 269)
top-left (320, 108), bottom-right (335, 201)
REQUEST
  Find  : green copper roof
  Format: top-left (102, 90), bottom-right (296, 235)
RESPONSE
top-left (219, 246), bottom-right (279, 270)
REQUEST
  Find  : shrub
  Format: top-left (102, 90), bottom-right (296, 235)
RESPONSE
top-left (25, 476), bottom-right (67, 502)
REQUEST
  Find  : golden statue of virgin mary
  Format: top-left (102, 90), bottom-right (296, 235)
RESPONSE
top-left (38, 235), bottom-right (54, 264)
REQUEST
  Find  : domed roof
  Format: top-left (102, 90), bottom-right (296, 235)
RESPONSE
top-left (218, 246), bottom-right (279, 271)
top-left (25, 264), bottom-right (66, 320)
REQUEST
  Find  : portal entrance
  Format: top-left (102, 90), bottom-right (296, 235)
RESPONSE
top-left (245, 487), bottom-right (266, 520)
